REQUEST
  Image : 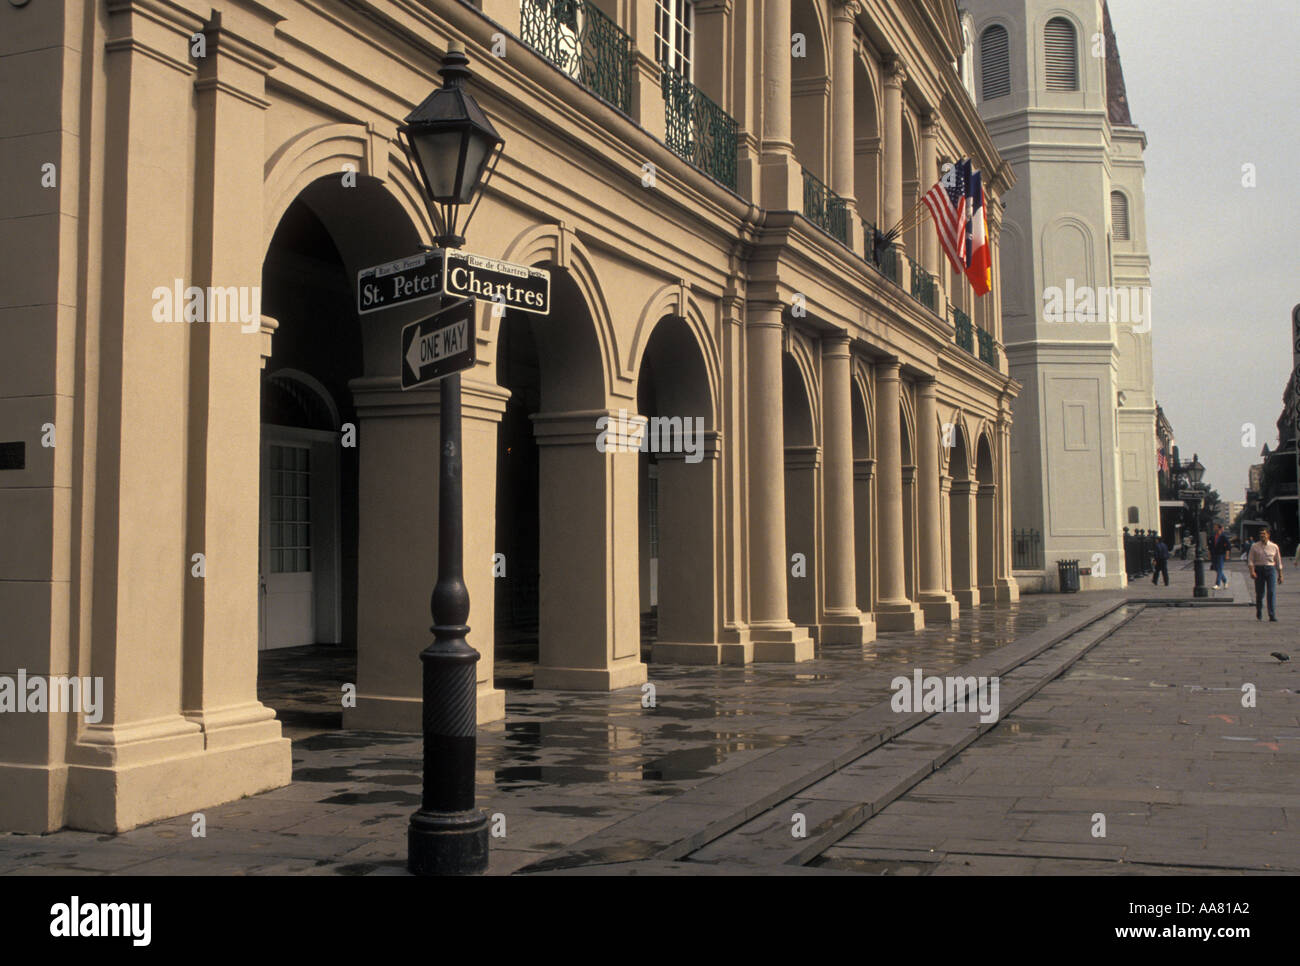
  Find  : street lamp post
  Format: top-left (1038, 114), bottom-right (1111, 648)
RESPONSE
top-left (399, 40), bottom-right (504, 876)
top-left (1186, 454), bottom-right (1208, 599)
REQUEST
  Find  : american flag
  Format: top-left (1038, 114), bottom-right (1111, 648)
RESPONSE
top-left (1156, 446), bottom-right (1169, 473)
top-left (922, 159), bottom-right (971, 277)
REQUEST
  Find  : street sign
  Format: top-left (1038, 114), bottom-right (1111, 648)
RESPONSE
top-left (400, 299), bottom-right (476, 390)
top-left (1178, 489), bottom-right (1202, 502)
top-left (358, 251), bottom-right (444, 315)
top-left (444, 250), bottom-right (550, 315)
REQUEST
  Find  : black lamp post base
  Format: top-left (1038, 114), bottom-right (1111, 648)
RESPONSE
top-left (408, 808), bottom-right (489, 876)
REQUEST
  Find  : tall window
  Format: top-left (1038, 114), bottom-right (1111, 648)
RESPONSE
top-left (655, 0), bottom-right (693, 78)
top-left (1044, 17), bottom-right (1078, 91)
top-left (980, 25), bottom-right (1010, 99)
top-left (1111, 191), bottom-right (1130, 240)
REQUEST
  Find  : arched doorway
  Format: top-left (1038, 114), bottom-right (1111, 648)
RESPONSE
top-left (636, 314), bottom-right (718, 663)
top-left (791, 0), bottom-right (830, 177)
top-left (494, 262), bottom-right (643, 689)
top-left (949, 425), bottom-right (978, 607)
top-left (900, 401), bottom-right (917, 602)
top-left (784, 352), bottom-right (820, 636)
top-left (976, 433), bottom-right (997, 599)
top-left (852, 376), bottom-right (875, 615)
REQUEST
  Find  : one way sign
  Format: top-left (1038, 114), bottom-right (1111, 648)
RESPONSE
top-left (400, 298), bottom-right (476, 390)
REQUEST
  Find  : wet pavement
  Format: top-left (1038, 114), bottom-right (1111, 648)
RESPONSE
top-left (0, 593), bottom-right (1109, 875)
top-left (7, 572), bottom-right (1292, 876)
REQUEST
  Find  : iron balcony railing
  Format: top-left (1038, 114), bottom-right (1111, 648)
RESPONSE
top-left (906, 255), bottom-right (938, 313)
top-left (1012, 529), bottom-right (1044, 570)
top-left (801, 168), bottom-right (849, 246)
top-left (520, 0), bottom-right (634, 115)
top-left (952, 304), bottom-right (974, 353)
top-left (661, 68), bottom-right (738, 190)
top-left (864, 221), bottom-right (901, 285)
top-left (977, 326), bottom-right (998, 367)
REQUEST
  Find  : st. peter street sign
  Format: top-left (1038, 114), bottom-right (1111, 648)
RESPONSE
top-left (400, 298), bottom-right (475, 390)
top-left (358, 249), bottom-right (550, 317)
top-left (357, 251), bottom-right (445, 315)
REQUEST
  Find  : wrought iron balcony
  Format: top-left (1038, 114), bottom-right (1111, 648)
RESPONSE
top-left (661, 68), bottom-right (738, 190)
top-left (977, 326), bottom-right (998, 366)
top-left (801, 168), bottom-right (849, 245)
top-left (906, 255), bottom-right (938, 314)
top-left (520, 0), bottom-right (634, 115)
top-left (864, 221), bottom-right (901, 285)
top-left (952, 304), bottom-right (974, 353)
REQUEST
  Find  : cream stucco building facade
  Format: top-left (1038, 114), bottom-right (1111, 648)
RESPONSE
top-left (2, 0), bottom-right (1018, 833)
top-left (964, 0), bottom-right (1158, 589)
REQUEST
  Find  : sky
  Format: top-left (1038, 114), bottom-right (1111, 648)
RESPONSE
top-left (1105, 0), bottom-right (1300, 503)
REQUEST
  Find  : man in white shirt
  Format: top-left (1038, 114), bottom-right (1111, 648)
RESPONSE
top-left (1247, 528), bottom-right (1284, 621)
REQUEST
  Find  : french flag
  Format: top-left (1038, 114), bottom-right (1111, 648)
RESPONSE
top-left (964, 169), bottom-right (991, 296)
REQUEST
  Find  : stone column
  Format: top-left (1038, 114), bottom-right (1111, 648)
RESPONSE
top-left (939, 474), bottom-right (954, 593)
top-left (854, 457), bottom-right (876, 613)
top-left (747, 303), bottom-right (813, 660)
top-left (882, 57), bottom-right (906, 247)
top-left (994, 419), bottom-right (1020, 601)
top-left (831, 2), bottom-right (865, 252)
top-left (920, 110), bottom-right (942, 284)
top-left (347, 376), bottom-right (508, 730)
top-left (626, 0), bottom-right (666, 137)
top-left (652, 432), bottom-right (735, 665)
top-left (915, 378), bottom-right (959, 620)
top-left (874, 359), bottom-right (924, 630)
top-left (950, 479), bottom-right (980, 607)
top-left (759, 0), bottom-right (803, 209)
top-left (820, 336), bottom-right (874, 642)
top-left (181, 7), bottom-right (291, 768)
top-left (978, 482), bottom-right (998, 599)
top-left (532, 409), bottom-right (648, 690)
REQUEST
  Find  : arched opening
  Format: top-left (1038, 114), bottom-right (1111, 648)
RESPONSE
top-left (494, 263), bottom-right (628, 689)
top-left (976, 433), bottom-right (997, 597)
top-left (851, 377), bottom-right (875, 614)
top-left (790, 0), bottom-right (830, 178)
top-left (637, 314), bottom-right (718, 662)
top-left (853, 53), bottom-right (881, 225)
top-left (1044, 17), bottom-right (1079, 92)
top-left (784, 352), bottom-right (820, 635)
top-left (259, 172), bottom-right (421, 732)
top-left (900, 401), bottom-right (917, 601)
top-left (901, 114), bottom-right (921, 261)
top-left (948, 425), bottom-right (978, 607)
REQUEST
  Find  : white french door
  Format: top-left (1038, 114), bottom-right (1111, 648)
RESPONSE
top-left (260, 439), bottom-right (316, 649)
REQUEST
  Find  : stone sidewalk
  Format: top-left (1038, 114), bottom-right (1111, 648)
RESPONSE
top-left (814, 564), bottom-right (1298, 875)
top-left (1, 575), bottom-right (1294, 875)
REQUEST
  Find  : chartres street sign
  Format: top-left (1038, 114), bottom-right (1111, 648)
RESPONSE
top-left (444, 251), bottom-right (550, 315)
top-left (357, 251), bottom-right (444, 315)
top-left (401, 298), bottom-right (476, 390)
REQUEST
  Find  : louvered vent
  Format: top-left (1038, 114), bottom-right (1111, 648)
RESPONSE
top-left (1111, 191), bottom-right (1130, 240)
top-left (981, 25), bottom-right (1010, 99)
top-left (1044, 18), bottom-right (1078, 91)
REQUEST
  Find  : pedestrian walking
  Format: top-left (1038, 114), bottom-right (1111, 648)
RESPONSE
top-left (1209, 523), bottom-right (1231, 588)
top-left (1151, 536), bottom-right (1170, 586)
top-left (1247, 527), bottom-right (1285, 622)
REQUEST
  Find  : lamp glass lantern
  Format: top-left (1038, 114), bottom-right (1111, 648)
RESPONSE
top-left (398, 41), bottom-right (503, 249)
top-left (1186, 454), bottom-right (1205, 486)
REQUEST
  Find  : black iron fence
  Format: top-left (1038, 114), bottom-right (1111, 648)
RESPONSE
top-left (1012, 528), bottom-right (1043, 570)
top-left (1123, 528), bottom-right (1155, 578)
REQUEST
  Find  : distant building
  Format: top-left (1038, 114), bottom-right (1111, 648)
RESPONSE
top-left (965, 0), bottom-right (1161, 589)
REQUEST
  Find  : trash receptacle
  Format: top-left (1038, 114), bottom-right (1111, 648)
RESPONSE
top-left (1058, 559), bottom-right (1080, 593)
